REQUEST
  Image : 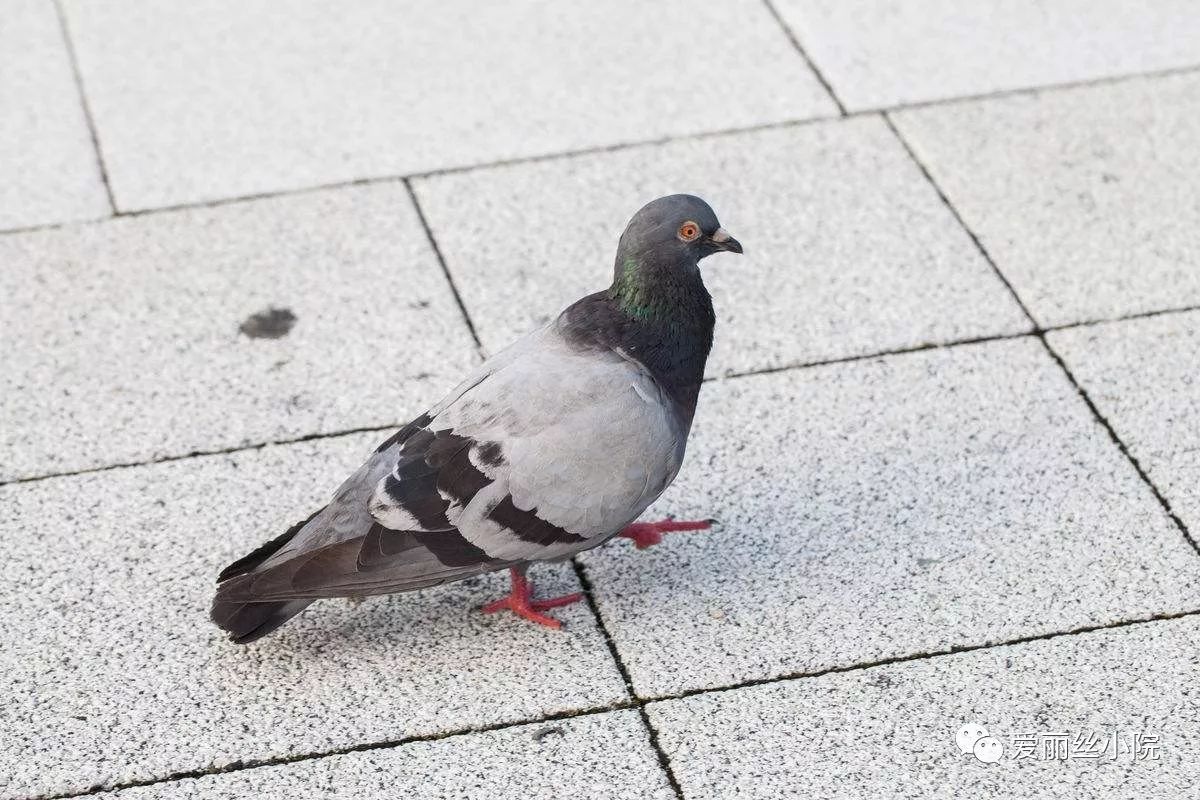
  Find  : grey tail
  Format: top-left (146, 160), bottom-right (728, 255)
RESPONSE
top-left (210, 596), bottom-right (312, 644)
top-left (211, 507), bottom-right (324, 644)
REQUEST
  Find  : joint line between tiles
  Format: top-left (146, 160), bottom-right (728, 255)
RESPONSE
top-left (0, 423), bottom-right (400, 489)
top-left (28, 701), bottom-right (638, 800)
top-left (641, 607), bottom-right (1200, 706)
top-left (31, 606), bottom-right (1200, 800)
top-left (1038, 335), bottom-right (1200, 555)
top-left (758, 0), bottom-right (848, 115)
top-left (5, 61), bottom-right (1200, 241)
top-left (51, 0), bottom-right (117, 215)
top-left (403, 178), bottom-right (485, 358)
top-left (571, 558), bottom-right (687, 800)
top-left (0, 330), bottom-right (1035, 489)
top-left (880, 112), bottom-right (1040, 329)
top-left (882, 111), bottom-right (1200, 559)
top-left (856, 60), bottom-right (1200, 116)
top-left (7, 301), bottom-right (1200, 490)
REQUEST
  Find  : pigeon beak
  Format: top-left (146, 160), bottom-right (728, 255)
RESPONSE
top-left (710, 227), bottom-right (743, 254)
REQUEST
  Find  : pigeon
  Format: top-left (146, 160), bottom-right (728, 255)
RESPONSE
top-left (211, 194), bottom-right (742, 643)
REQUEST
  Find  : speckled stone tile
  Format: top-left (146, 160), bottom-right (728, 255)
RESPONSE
top-left (117, 710), bottom-right (671, 800)
top-left (59, 0), bottom-right (836, 210)
top-left (0, 182), bottom-right (476, 482)
top-left (1049, 310), bottom-right (1200, 537)
top-left (0, 433), bottom-right (627, 799)
top-left (648, 615), bottom-right (1200, 799)
top-left (772, 0), bottom-right (1200, 109)
top-left (414, 117), bottom-right (1030, 378)
top-left (892, 72), bottom-right (1200, 327)
top-left (580, 337), bottom-right (1200, 697)
top-left (0, 0), bottom-right (109, 230)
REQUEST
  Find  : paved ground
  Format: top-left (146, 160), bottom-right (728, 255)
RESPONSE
top-left (3, 2), bottom-right (1200, 798)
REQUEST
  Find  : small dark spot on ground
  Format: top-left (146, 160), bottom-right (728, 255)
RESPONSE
top-left (240, 307), bottom-right (297, 339)
top-left (408, 299), bottom-right (431, 310)
top-left (868, 672), bottom-right (895, 689)
top-left (532, 725), bottom-right (564, 742)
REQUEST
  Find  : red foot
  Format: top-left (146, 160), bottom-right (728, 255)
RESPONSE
top-left (619, 518), bottom-right (713, 550)
top-left (480, 567), bottom-right (584, 629)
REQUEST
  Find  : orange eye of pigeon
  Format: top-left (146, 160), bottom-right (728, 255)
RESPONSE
top-left (678, 221), bottom-right (700, 242)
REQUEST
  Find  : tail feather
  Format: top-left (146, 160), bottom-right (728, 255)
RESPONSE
top-left (211, 596), bottom-right (312, 644)
top-left (212, 507), bottom-right (325, 643)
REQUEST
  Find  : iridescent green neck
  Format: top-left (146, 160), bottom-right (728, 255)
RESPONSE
top-left (610, 256), bottom-right (662, 319)
top-left (563, 252), bottom-right (715, 419)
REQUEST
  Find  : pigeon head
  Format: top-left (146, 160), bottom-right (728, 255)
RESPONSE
top-left (607, 194), bottom-right (741, 322)
top-left (615, 194), bottom-right (743, 271)
top-left (564, 194), bottom-right (735, 411)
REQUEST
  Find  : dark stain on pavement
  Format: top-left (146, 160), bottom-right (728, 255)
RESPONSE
top-left (240, 307), bottom-right (297, 339)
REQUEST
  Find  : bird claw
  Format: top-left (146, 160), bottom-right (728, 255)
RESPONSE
top-left (620, 518), bottom-right (714, 549)
top-left (480, 568), bottom-right (583, 629)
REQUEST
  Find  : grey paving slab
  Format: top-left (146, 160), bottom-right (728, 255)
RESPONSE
top-left (0, 0), bottom-right (109, 231)
top-left (414, 117), bottom-right (1030, 377)
top-left (892, 73), bottom-right (1200, 328)
top-left (772, 0), bottom-right (1200, 110)
top-left (647, 614), bottom-right (1200, 799)
top-left (0, 432), bottom-right (627, 800)
top-left (1049, 310), bottom-right (1200, 537)
top-left (579, 338), bottom-right (1200, 697)
top-left (59, 0), bottom-right (836, 212)
top-left (0, 182), bottom-right (476, 482)
top-left (118, 710), bottom-right (670, 800)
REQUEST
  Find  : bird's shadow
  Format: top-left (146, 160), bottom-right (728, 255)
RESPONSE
top-left (211, 567), bottom-right (590, 670)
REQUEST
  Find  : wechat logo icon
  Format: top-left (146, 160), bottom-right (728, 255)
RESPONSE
top-left (956, 723), bottom-right (1003, 764)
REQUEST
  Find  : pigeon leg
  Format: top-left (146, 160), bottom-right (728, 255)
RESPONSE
top-left (619, 518), bottom-right (712, 550)
top-left (480, 566), bottom-right (584, 629)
